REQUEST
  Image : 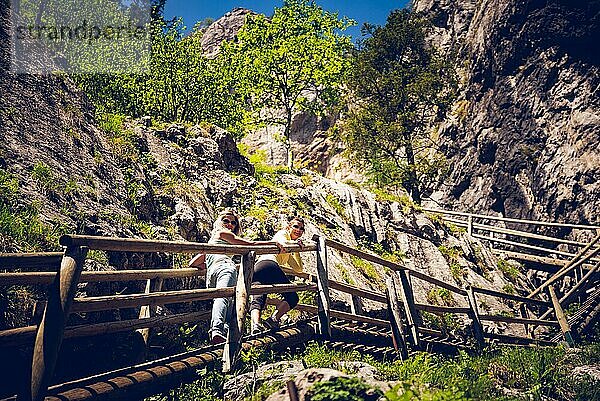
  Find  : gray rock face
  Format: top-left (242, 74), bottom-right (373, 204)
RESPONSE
top-left (200, 8), bottom-right (254, 58)
top-left (416, 0), bottom-right (600, 227)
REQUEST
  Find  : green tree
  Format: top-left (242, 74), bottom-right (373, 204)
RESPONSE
top-left (341, 10), bottom-right (457, 203)
top-left (220, 0), bottom-right (355, 168)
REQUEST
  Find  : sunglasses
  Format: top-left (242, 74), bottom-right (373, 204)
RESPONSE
top-left (291, 224), bottom-right (305, 231)
top-left (222, 218), bottom-right (238, 226)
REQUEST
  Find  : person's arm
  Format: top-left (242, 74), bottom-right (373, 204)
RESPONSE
top-left (216, 230), bottom-right (286, 253)
top-left (188, 253), bottom-right (206, 269)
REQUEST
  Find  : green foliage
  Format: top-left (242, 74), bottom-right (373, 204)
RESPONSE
top-left (426, 288), bottom-right (456, 306)
top-left (438, 246), bottom-right (466, 283)
top-left (325, 194), bottom-right (346, 220)
top-left (31, 162), bottom-right (58, 193)
top-left (497, 259), bottom-right (520, 281)
top-left (0, 168), bottom-right (66, 251)
top-left (340, 9), bottom-right (457, 203)
top-left (502, 284), bottom-right (515, 295)
top-left (337, 264), bottom-right (355, 285)
top-left (350, 256), bottom-right (383, 288)
top-left (308, 377), bottom-right (382, 401)
top-left (384, 382), bottom-right (467, 401)
top-left (221, 0), bottom-right (354, 167)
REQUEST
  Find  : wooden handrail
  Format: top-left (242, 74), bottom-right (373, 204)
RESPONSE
top-left (0, 311), bottom-right (211, 348)
top-left (422, 208), bottom-right (600, 230)
top-left (59, 234), bottom-right (316, 255)
top-left (446, 217), bottom-right (599, 249)
top-left (0, 252), bottom-right (63, 270)
top-left (70, 283), bottom-right (316, 313)
top-left (0, 268), bottom-right (206, 286)
top-left (471, 286), bottom-right (551, 307)
top-left (479, 314), bottom-right (559, 327)
top-left (324, 238), bottom-right (467, 296)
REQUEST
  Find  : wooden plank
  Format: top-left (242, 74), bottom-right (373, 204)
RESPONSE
top-left (0, 311), bottom-right (211, 348)
top-left (472, 233), bottom-right (589, 259)
top-left (406, 270), bottom-right (468, 296)
top-left (471, 286), bottom-right (551, 307)
top-left (324, 238), bottom-right (467, 296)
top-left (422, 208), bottom-right (600, 230)
top-left (446, 218), bottom-right (599, 249)
top-left (386, 276), bottom-right (408, 359)
top-left (223, 251), bottom-right (254, 373)
top-left (0, 268), bottom-right (206, 286)
top-left (414, 304), bottom-right (472, 315)
top-left (37, 325), bottom-right (317, 401)
top-left (519, 304), bottom-right (533, 339)
top-left (314, 236), bottom-right (331, 338)
top-left (466, 286), bottom-right (485, 349)
top-left (548, 285), bottom-right (575, 347)
top-left (528, 234), bottom-right (600, 299)
top-left (0, 253), bottom-right (63, 271)
top-left (492, 250), bottom-right (571, 268)
top-left (137, 278), bottom-right (164, 350)
top-left (20, 246), bottom-right (88, 401)
top-left (325, 278), bottom-right (387, 304)
top-left (324, 238), bottom-right (406, 271)
top-left (479, 314), bottom-right (560, 327)
top-left (483, 332), bottom-right (556, 346)
top-left (59, 235), bottom-right (315, 255)
top-left (396, 271), bottom-right (421, 350)
top-left (289, 302), bottom-right (390, 327)
top-left (69, 283), bottom-right (315, 314)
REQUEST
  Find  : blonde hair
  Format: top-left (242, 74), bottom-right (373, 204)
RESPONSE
top-left (211, 208), bottom-right (242, 238)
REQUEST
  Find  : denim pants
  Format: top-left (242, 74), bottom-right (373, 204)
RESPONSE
top-left (206, 260), bottom-right (238, 338)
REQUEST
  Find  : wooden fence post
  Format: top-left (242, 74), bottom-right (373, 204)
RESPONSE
top-left (519, 304), bottom-right (534, 339)
top-left (137, 278), bottom-right (164, 349)
top-left (466, 286), bottom-right (485, 349)
top-left (467, 216), bottom-right (473, 236)
top-left (548, 285), bottom-right (575, 347)
top-left (314, 235), bottom-right (331, 339)
top-left (350, 295), bottom-right (364, 316)
top-left (386, 276), bottom-right (408, 359)
top-left (20, 246), bottom-right (87, 401)
top-left (396, 270), bottom-right (421, 349)
top-left (223, 251), bottom-right (254, 373)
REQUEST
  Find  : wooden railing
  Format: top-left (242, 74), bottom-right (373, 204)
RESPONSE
top-left (423, 208), bottom-right (600, 267)
top-left (1, 228), bottom-right (596, 401)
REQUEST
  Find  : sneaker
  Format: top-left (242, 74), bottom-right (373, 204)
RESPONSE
top-left (251, 324), bottom-right (263, 335)
top-left (262, 316), bottom-right (280, 331)
top-left (210, 333), bottom-right (226, 345)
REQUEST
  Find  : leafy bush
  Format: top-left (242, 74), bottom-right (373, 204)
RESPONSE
top-left (307, 376), bottom-right (381, 401)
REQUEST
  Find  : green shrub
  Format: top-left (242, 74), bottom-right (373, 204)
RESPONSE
top-left (307, 377), bottom-right (381, 401)
top-left (325, 194), bottom-right (346, 219)
top-left (497, 259), bottom-right (520, 281)
top-left (350, 256), bottom-right (383, 288)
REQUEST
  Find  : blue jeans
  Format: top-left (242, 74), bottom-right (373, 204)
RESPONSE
top-left (206, 260), bottom-right (237, 338)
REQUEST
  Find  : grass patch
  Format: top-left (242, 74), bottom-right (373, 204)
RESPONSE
top-left (350, 256), bottom-right (383, 288)
top-left (325, 193), bottom-right (346, 220)
top-left (0, 168), bottom-right (67, 251)
top-left (426, 288), bottom-right (456, 306)
top-left (497, 258), bottom-right (520, 281)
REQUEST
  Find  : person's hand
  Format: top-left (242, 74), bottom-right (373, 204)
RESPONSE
top-left (296, 239), bottom-right (305, 250)
top-left (276, 241), bottom-right (286, 254)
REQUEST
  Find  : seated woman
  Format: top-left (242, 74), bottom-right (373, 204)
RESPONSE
top-left (250, 217), bottom-right (306, 334)
top-left (189, 209), bottom-right (285, 345)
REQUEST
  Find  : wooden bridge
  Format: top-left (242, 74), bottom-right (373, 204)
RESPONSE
top-left (0, 209), bottom-right (598, 401)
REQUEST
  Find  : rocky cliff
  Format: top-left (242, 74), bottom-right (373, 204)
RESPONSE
top-left (415, 0), bottom-right (600, 228)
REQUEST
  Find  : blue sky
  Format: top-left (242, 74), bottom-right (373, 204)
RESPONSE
top-left (163, 0), bottom-right (411, 40)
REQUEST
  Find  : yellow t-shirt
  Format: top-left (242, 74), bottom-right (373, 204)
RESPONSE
top-left (257, 229), bottom-right (304, 274)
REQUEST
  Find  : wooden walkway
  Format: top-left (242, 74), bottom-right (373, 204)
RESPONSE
top-left (0, 210), bottom-right (598, 401)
